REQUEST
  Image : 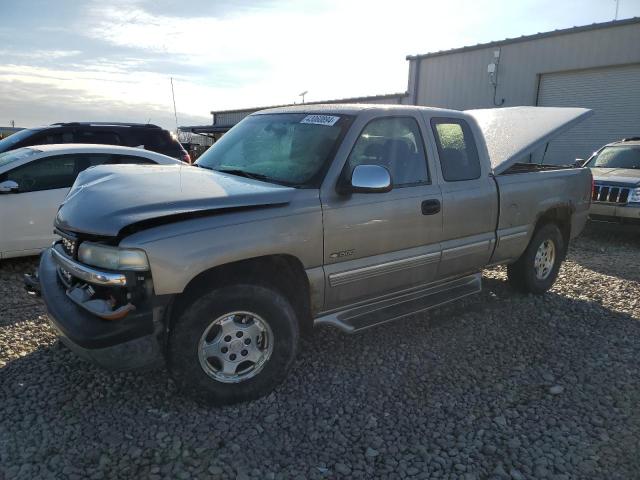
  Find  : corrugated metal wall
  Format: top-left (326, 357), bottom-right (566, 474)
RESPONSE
top-left (537, 63), bottom-right (640, 164)
top-left (411, 22), bottom-right (640, 110)
top-left (214, 111), bottom-right (254, 127)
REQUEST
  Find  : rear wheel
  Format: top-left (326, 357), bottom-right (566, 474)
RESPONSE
top-left (168, 284), bottom-right (299, 405)
top-left (507, 223), bottom-right (564, 294)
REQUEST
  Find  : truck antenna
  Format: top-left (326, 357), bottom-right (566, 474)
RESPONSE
top-left (170, 77), bottom-right (179, 135)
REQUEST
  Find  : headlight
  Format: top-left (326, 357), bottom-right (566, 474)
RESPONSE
top-left (78, 242), bottom-right (149, 271)
top-left (628, 187), bottom-right (640, 203)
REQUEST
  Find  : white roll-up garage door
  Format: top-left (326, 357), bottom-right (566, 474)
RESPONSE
top-left (537, 64), bottom-right (640, 164)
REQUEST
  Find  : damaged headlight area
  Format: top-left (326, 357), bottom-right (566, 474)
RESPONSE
top-left (78, 242), bottom-right (149, 271)
top-left (628, 187), bottom-right (640, 204)
top-left (51, 238), bottom-right (154, 321)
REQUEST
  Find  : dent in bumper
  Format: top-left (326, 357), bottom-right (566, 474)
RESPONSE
top-left (39, 248), bottom-right (165, 370)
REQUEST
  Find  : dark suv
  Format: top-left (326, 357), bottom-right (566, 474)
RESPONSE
top-left (0, 122), bottom-right (191, 163)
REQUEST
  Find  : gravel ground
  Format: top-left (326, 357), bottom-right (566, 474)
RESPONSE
top-left (1, 224), bottom-right (639, 480)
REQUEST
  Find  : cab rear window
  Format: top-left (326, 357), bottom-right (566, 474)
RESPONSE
top-left (431, 118), bottom-right (481, 182)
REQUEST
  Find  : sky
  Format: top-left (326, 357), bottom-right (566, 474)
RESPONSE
top-left (1, 0), bottom-right (639, 130)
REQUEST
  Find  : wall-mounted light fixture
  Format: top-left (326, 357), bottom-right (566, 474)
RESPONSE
top-left (488, 49), bottom-right (505, 106)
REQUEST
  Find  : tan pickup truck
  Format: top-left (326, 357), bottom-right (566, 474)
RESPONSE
top-left (38, 104), bottom-right (593, 404)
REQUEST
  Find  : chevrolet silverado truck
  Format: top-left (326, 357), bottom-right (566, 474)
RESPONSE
top-left (38, 105), bottom-right (593, 404)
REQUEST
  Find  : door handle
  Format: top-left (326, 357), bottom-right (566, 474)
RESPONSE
top-left (421, 199), bottom-right (441, 215)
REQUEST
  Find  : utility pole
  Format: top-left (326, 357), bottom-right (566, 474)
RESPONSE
top-left (614, 0), bottom-right (620, 20)
top-left (299, 90), bottom-right (308, 104)
top-left (10, 120), bottom-right (15, 128)
top-left (170, 77), bottom-right (179, 136)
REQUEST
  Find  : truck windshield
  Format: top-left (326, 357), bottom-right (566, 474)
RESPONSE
top-left (0, 128), bottom-right (40, 153)
top-left (196, 113), bottom-right (351, 186)
top-left (586, 146), bottom-right (640, 170)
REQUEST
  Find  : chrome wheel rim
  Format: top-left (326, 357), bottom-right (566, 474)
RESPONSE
top-left (198, 311), bottom-right (273, 384)
top-left (534, 239), bottom-right (556, 280)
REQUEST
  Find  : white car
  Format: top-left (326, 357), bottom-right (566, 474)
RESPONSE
top-left (0, 144), bottom-right (183, 259)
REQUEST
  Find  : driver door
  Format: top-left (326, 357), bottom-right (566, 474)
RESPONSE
top-left (321, 114), bottom-right (443, 310)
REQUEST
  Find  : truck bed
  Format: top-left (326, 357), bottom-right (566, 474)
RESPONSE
top-left (489, 166), bottom-right (592, 265)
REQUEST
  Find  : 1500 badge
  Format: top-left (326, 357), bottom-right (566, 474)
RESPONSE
top-left (330, 249), bottom-right (355, 259)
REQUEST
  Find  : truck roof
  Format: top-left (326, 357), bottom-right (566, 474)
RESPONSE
top-left (254, 103), bottom-right (463, 117)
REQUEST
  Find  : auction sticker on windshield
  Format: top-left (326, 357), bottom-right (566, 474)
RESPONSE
top-left (300, 115), bottom-right (340, 126)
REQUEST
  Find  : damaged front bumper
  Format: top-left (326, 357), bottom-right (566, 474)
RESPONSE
top-left (50, 246), bottom-right (136, 319)
top-left (39, 246), bottom-right (167, 370)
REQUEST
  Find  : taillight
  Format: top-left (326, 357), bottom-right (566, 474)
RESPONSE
top-left (182, 152), bottom-right (192, 164)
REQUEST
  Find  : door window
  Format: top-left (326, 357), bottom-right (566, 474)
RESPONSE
top-left (347, 117), bottom-right (429, 186)
top-left (33, 131), bottom-right (75, 145)
top-left (431, 119), bottom-right (481, 181)
top-left (140, 130), bottom-right (171, 148)
top-left (2, 155), bottom-right (77, 192)
top-left (0, 153), bottom-right (131, 192)
top-left (76, 130), bottom-right (121, 145)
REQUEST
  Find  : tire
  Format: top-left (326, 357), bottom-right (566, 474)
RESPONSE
top-left (507, 223), bottom-right (564, 294)
top-left (168, 284), bottom-right (299, 405)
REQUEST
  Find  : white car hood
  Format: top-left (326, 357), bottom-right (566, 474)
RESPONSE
top-left (466, 107), bottom-right (593, 175)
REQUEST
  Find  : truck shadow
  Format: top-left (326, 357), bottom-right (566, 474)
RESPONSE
top-left (568, 223), bottom-right (640, 283)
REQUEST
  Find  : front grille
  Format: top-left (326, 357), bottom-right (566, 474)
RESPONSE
top-left (592, 184), bottom-right (630, 204)
top-left (61, 237), bottom-right (77, 257)
top-left (55, 228), bottom-right (79, 258)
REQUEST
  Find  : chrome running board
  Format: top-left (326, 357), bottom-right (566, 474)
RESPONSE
top-left (314, 273), bottom-right (481, 333)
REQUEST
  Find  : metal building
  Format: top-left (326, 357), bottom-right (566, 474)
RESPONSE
top-left (406, 17), bottom-right (640, 163)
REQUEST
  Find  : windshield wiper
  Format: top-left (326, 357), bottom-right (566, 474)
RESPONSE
top-left (194, 163), bottom-right (214, 170)
top-left (215, 168), bottom-right (272, 182)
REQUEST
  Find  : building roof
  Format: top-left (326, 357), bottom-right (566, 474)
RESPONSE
top-left (406, 17), bottom-right (640, 60)
top-left (179, 125), bottom-right (236, 135)
top-left (209, 92), bottom-right (408, 115)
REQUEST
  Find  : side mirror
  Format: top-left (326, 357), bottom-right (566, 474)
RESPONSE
top-left (574, 158), bottom-right (586, 168)
top-left (0, 180), bottom-right (19, 193)
top-left (347, 165), bottom-right (392, 194)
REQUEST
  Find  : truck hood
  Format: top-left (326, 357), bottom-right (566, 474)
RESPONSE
top-left (56, 164), bottom-right (296, 237)
top-left (590, 167), bottom-right (640, 186)
top-left (466, 107), bottom-right (593, 175)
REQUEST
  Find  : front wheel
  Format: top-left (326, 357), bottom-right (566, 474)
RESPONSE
top-left (168, 284), bottom-right (299, 405)
top-left (507, 223), bottom-right (564, 294)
